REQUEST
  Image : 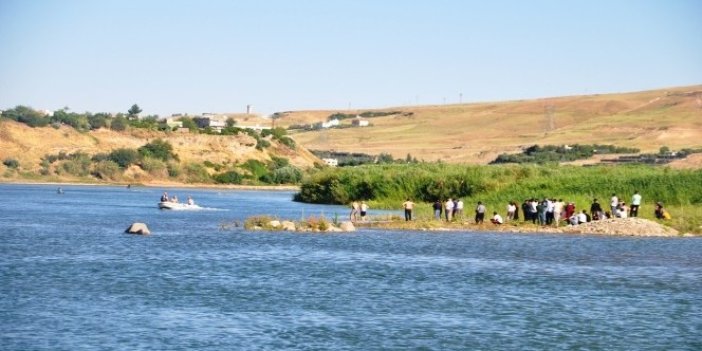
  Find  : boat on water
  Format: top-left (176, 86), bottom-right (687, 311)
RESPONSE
top-left (158, 201), bottom-right (202, 210)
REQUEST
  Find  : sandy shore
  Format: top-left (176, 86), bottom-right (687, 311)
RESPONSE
top-left (354, 217), bottom-right (687, 237)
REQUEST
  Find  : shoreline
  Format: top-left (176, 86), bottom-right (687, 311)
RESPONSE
top-left (349, 217), bottom-right (691, 237)
top-left (0, 179), bottom-right (300, 191)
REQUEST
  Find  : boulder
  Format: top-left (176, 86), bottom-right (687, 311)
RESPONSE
top-left (281, 221), bottom-right (296, 231)
top-left (269, 220), bottom-right (281, 228)
top-left (339, 221), bottom-right (356, 232)
top-left (326, 225), bottom-right (343, 232)
top-left (125, 222), bottom-right (150, 235)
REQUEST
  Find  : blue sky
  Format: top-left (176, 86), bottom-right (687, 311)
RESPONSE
top-left (1, 0), bottom-right (700, 116)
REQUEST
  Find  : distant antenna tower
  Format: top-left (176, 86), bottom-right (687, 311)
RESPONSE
top-left (544, 104), bottom-right (555, 132)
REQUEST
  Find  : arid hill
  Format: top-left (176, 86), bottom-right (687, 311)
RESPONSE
top-left (0, 120), bottom-right (320, 183)
top-left (278, 85), bottom-right (702, 164)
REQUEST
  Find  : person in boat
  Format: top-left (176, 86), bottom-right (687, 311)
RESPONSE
top-left (57, 187), bottom-right (64, 194)
top-left (187, 196), bottom-right (194, 205)
top-left (171, 195), bottom-right (179, 203)
top-left (161, 192), bottom-right (169, 202)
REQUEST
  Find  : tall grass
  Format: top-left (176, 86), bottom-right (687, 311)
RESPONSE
top-left (297, 164), bottom-right (702, 205)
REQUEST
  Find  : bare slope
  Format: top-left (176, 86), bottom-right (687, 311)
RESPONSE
top-left (0, 121), bottom-right (320, 181)
top-left (281, 85), bottom-right (702, 164)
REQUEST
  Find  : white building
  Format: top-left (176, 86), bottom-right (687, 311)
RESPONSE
top-left (322, 158), bottom-right (338, 167)
top-left (352, 117), bottom-right (369, 127)
top-left (321, 118), bottom-right (340, 128)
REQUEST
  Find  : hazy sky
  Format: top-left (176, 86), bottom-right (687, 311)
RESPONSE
top-left (1, 0), bottom-right (700, 116)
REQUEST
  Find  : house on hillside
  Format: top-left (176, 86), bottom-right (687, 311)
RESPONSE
top-left (352, 117), bottom-right (369, 127)
top-left (239, 124), bottom-right (271, 132)
top-left (321, 118), bottom-right (340, 128)
top-left (322, 158), bottom-right (338, 167)
top-left (194, 117), bottom-right (226, 132)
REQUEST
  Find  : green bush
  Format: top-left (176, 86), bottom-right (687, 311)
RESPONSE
top-left (140, 157), bottom-right (167, 176)
top-left (1, 105), bottom-right (49, 127)
top-left (92, 160), bottom-right (121, 180)
top-left (109, 148), bottom-right (140, 168)
top-left (110, 116), bottom-right (128, 131)
top-left (3, 158), bottom-right (19, 169)
top-left (214, 170), bottom-right (243, 184)
top-left (166, 162), bottom-right (181, 178)
top-left (138, 139), bottom-right (178, 162)
top-left (271, 166), bottom-right (303, 184)
top-left (183, 162), bottom-right (211, 183)
top-left (241, 159), bottom-right (269, 180)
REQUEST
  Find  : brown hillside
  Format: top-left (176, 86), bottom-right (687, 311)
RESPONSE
top-left (281, 85), bottom-right (702, 164)
top-left (0, 121), bottom-right (319, 179)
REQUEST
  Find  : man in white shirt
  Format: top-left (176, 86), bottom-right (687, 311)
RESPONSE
top-left (490, 211), bottom-right (503, 225)
top-left (631, 191), bottom-right (642, 217)
top-left (456, 199), bottom-right (464, 220)
top-left (445, 198), bottom-right (454, 222)
top-left (610, 193), bottom-right (619, 214)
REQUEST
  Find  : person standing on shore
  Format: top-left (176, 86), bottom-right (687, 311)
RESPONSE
top-left (631, 191), bottom-right (642, 217)
top-left (456, 199), bottom-right (464, 221)
top-left (433, 200), bottom-right (443, 220)
top-left (475, 201), bottom-right (486, 224)
top-left (350, 201), bottom-right (360, 222)
top-left (445, 198), bottom-right (454, 222)
top-left (360, 201), bottom-right (369, 221)
top-left (554, 199), bottom-right (564, 226)
top-left (402, 198), bottom-right (415, 221)
top-left (507, 202), bottom-right (516, 221)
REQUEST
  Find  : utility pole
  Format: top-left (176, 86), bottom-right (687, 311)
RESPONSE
top-left (459, 93), bottom-right (463, 104)
top-left (544, 104), bottom-right (555, 132)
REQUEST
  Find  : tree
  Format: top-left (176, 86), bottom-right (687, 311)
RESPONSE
top-left (127, 104), bottom-right (142, 118)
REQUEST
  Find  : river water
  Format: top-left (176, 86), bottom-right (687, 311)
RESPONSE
top-left (1, 184), bottom-right (700, 350)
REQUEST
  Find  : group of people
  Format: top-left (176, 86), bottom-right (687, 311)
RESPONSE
top-left (349, 200), bottom-right (370, 222)
top-left (348, 191), bottom-right (670, 225)
top-left (160, 191), bottom-right (195, 205)
top-left (496, 191), bottom-right (669, 226)
top-left (431, 198), bottom-right (466, 222)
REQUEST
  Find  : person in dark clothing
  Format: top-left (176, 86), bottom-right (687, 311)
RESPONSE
top-left (432, 200), bottom-right (443, 220)
top-left (590, 199), bottom-right (603, 221)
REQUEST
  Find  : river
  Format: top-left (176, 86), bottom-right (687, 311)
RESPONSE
top-left (1, 184), bottom-right (700, 350)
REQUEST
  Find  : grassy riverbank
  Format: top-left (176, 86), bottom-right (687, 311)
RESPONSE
top-left (295, 164), bottom-right (702, 234)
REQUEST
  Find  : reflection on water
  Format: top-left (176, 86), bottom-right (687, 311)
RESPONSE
top-left (1, 184), bottom-right (701, 351)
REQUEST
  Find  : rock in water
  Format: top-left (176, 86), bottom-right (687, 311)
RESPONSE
top-left (339, 221), bottom-right (356, 232)
top-left (281, 221), bottom-right (296, 231)
top-left (125, 223), bottom-right (150, 235)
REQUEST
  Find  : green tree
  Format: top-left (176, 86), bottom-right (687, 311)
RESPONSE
top-left (127, 104), bottom-right (142, 118)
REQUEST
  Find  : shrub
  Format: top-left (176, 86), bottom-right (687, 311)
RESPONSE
top-left (271, 166), bottom-right (303, 184)
top-left (109, 148), bottom-right (140, 168)
top-left (3, 158), bottom-right (19, 169)
top-left (140, 157), bottom-right (167, 176)
top-left (183, 162), bottom-right (211, 183)
top-left (166, 162), bottom-right (181, 178)
top-left (92, 160), bottom-right (121, 180)
top-left (138, 139), bottom-right (178, 162)
top-left (214, 170), bottom-right (243, 184)
top-left (110, 116), bottom-right (128, 131)
top-left (241, 159), bottom-right (269, 180)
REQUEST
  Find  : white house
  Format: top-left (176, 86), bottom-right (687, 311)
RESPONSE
top-left (322, 158), bottom-right (338, 167)
top-left (352, 117), bottom-right (369, 127)
top-left (321, 118), bottom-right (340, 128)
